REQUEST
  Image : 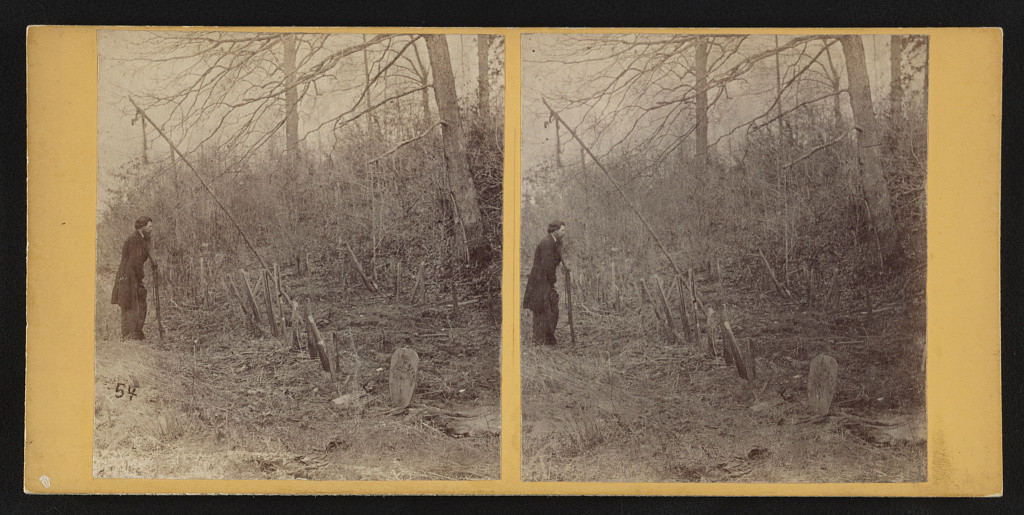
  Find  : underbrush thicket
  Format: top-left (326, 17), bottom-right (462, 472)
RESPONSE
top-left (522, 101), bottom-right (926, 317)
top-left (98, 107), bottom-right (503, 307)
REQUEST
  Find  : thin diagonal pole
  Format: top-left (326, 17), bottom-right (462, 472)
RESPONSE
top-left (542, 98), bottom-right (684, 277)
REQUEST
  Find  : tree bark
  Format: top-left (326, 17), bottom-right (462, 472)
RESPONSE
top-left (424, 34), bottom-right (488, 264)
top-left (839, 35), bottom-right (896, 252)
top-left (694, 36), bottom-right (709, 167)
top-left (477, 34), bottom-right (491, 120)
top-left (282, 34), bottom-right (299, 175)
top-left (889, 35), bottom-right (905, 122)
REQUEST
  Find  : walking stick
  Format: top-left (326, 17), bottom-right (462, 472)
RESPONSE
top-left (563, 266), bottom-right (576, 346)
top-left (151, 261), bottom-right (165, 339)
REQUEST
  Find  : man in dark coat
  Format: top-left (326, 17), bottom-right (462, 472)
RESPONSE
top-left (111, 216), bottom-right (154, 340)
top-left (522, 220), bottom-right (566, 345)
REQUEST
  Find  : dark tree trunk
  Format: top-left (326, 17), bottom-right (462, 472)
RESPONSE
top-left (840, 35), bottom-right (896, 253)
top-left (424, 34), bottom-right (489, 264)
top-left (477, 34), bottom-right (491, 120)
top-left (890, 35), bottom-right (905, 122)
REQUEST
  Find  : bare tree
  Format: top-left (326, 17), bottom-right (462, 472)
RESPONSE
top-left (890, 35), bottom-right (905, 122)
top-left (478, 34), bottom-right (492, 120)
top-left (840, 35), bottom-right (896, 251)
top-left (425, 34), bottom-right (489, 263)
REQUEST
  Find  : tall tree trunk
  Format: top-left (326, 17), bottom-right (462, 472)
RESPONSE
top-left (283, 34), bottom-right (299, 175)
top-left (411, 41), bottom-right (432, 130)
top-left (887, 35), bottom-right (906, 156)
top-left (694, 36), bottom-right (709, 167)
top-left (477, 34), bottom-right (491, 120)
top-left (424, 34), bottom-right (489, 264)
top-left (840, 35), bottom-right (896, 254)
top-left (362, 34), bottom-right (376, 135)
top-left (889, 35), bottom-right (905, 121)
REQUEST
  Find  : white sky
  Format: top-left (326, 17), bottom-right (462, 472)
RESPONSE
top-left (521, 33), bottom-right (926, 172)
top-left (97, 31), bottom-right (493, 210)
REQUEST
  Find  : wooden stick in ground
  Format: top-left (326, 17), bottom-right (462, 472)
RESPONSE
top-left (720, 305), bottom-right (741, 372)
top-left (687, 268), bottom-right (708, 316)
top-left (654, 275), bottom-right (677, 343)
top-left (758, 247), bottom-right (792, 298)
top-left (274, 263), bottom-right (285, 335)
top-left (344, 241), bottom-right (378, 292)
top-left (229, 274), bottom-right (260, 336)
top-left (239, 270), bottom-right (263, 327)
top-left (151, 262), bottom-right (165, 339)
top-left (289, 299), bottom-right (302, 349)
top-left (262, 269), bottom-right (278, 337)
top-left (704, 306), bottom-right (717, 357)
top-left (689, 272), bottom-right (701, 352)
top-left (303, 299), bottom-right (317, 358)
top-left (307, 314), bottom-right (332, 378)
top-left (676, 274), bottom-right (693, 344)
top-left (564, 266), bottom-right (577, 346)
top-left (332, 332), bottom-right (341, 382)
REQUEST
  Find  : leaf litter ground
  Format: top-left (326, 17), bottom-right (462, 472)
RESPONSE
top-left (94, 269), bottom-right (500, 481)
top-left (520, 271), bottom-right (926, 483)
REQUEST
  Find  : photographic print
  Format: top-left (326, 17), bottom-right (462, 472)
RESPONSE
top-left (520, 33), bottom-right (928, 482)
top-left (93, 30), bottom-right (504, 480)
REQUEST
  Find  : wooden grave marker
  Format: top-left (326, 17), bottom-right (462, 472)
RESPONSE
top-left (389, 347), bottom-right (419, 408)
top-left (807, 354), bottom-right (839, 415)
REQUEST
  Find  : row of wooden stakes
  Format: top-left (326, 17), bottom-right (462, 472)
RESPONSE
top-left (636, 269), bottom-right (757, 384)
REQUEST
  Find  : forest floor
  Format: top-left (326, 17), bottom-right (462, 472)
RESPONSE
top-left (94, 264), bottom-right (501, 481)
top-left (520, 270), bottom-right (927, 483)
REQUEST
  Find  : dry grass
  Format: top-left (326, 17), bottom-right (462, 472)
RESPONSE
top-left (520, 281), bottom-right (926, 483)
top-left (94, 272), bottom-right (500, 481)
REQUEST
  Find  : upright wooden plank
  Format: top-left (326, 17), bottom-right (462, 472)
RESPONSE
top-left (564, 267), bottom-right (576, 346)
top-left (262, 269), bottom-right (278, 337)
top-left (676, 274), bottom-right (693, 344)
top-left (808, 354), bottom-right (839, 415)
top-left (289, 299), bottom-right (302, 350)
top-left (332, 332), bottom-right (341, 382)
top-left (151, 262), bottom-right (165, 339)
top-left (274, 263), bottom-right (285, 335)
top-left (389, 347), bottom-right (419, 408)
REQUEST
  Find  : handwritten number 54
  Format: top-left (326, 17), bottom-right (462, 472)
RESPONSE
top-left (114, 382), bottom-right (138, 400)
